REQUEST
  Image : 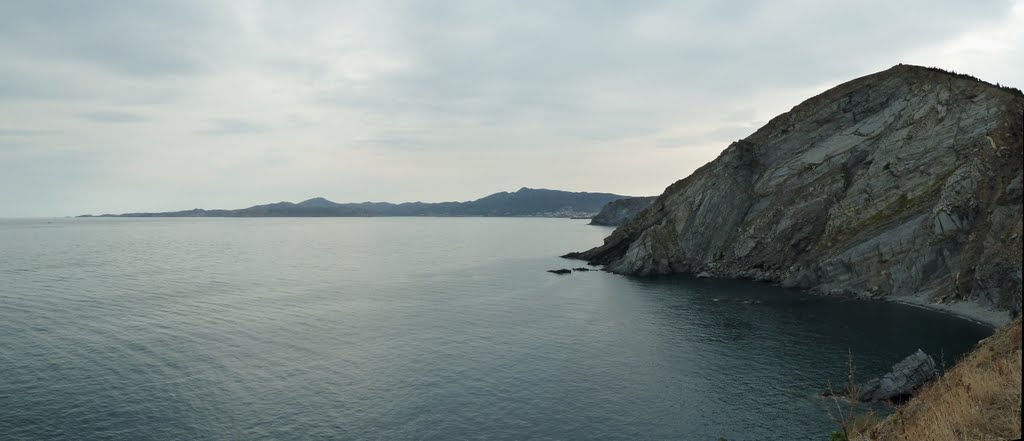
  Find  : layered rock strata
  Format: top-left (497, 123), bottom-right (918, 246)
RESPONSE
top-left (567, 65), bottom-right (1023, 320)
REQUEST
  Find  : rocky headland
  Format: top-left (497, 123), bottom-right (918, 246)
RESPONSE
top-left (566, 64), bottom-right (1023, 325)
top-left (589, 196), bottom-right (657, 226)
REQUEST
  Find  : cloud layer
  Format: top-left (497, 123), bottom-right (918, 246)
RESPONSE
top-left (1, 0), bottom-right (1021, 216)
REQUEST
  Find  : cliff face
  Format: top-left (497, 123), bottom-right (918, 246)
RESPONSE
top-left (568, 65), bottom-right (1023, 318)
top-left (589, 197), bottom-right (657, 226)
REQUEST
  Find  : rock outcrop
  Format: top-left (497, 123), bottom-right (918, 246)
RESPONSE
top-left (589, 196), bottom-right (657, 226)
top-left (862, 318), bottom-right (1021, 440)
top-left (856, 349), bottom-right (937, 402)
top-left (566, 65), bottom-right (1023, 320)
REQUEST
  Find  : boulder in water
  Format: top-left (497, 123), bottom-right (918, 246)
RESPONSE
top-left (856, 349), bottom-right (938, 402)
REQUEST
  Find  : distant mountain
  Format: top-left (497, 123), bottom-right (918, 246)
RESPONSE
top-left (80, 188), bottom-right (632, 218)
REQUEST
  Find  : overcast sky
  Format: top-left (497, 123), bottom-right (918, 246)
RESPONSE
top-left (1, 0), bottom-right (1021, 216)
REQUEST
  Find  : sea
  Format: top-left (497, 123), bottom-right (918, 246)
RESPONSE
top-left (0, 217), bottom-right (992, 440)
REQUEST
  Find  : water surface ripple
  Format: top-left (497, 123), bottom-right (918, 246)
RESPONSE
top-left (0, 218), bottom-right (991, 440)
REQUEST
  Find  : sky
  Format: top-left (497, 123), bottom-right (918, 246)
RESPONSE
top-left (1, 1), bottom-right (1022, 217)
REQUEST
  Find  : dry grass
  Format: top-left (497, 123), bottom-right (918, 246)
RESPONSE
top-left (826, 351), bottom-right (885, 441)
top-left (858, 317), bottom-right (1022, 441)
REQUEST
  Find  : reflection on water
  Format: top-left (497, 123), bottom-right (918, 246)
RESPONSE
top-left (0, 217), bottom-right (991, 440)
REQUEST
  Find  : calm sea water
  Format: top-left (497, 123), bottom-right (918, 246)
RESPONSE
top-left (0, 217), bottom-right (991, 440)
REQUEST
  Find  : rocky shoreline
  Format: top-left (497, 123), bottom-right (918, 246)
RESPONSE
top-left (564, 262), bottom-right (1008, 328)
top-left (888, 297), bottom-right (1007, 329)
top-left (566, 65), bottom-right (1023, 324)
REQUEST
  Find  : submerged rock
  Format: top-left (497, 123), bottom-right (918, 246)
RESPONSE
top-left (547, 269), bottom-right (572, 275)
top-left (572, 267), bottom-right (592, 272)
top-left (856, 349), bottom-right (938, 402)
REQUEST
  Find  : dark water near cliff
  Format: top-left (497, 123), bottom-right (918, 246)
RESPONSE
top-left (0, 218), bottom-right (992, 440)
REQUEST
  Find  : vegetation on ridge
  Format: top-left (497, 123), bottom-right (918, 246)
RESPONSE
top-left (899, 63), bottom-right (1024, 96)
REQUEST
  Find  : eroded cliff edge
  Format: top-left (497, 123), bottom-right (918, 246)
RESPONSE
top-left (589, 196), bottom-right (657, 226)
top-left (566, 65), bottom-right (1023, 322)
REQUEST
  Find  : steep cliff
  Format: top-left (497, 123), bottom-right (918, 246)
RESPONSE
top-left (589, 196), bottom-right (657, 226)
top-left (567, 65), bottom-right (1023, 320)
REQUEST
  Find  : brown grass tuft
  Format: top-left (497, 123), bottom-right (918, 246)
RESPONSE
top-left (859, 317), bottom-right (1022, 441)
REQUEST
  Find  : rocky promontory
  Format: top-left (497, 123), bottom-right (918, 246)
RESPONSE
top-left (567, 65), bottom-right (1023, 323)
top-left (589, 196), bottom-right (657, 226)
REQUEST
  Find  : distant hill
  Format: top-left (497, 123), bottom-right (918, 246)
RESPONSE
top-left (80, 188), bottom-right (632, 218)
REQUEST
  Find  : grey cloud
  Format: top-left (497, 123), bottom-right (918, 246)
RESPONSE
top-left (393, 1), bottom-right (1003, 91)
top-left (0, 0), bottom-right (227, 77)
top-left (0, 67), bottom-right (86, 101)
top-left (653, 125), bottom-right (761, 149)
top-left (0, 150), bottom-right (106, 216)
top-left (354, 131), bottom-right (430, 151)
top-left (309, 0), bottom-right (1012, 145)
top-left (0, 129), bottom-right (59, 136)
top-left (0, 0), bottom-right (1020, 216)
top-left (724, 108), bottom-right (758, 123)
top-left (77, 111), bottom-right (150, 124)
top-left (0, 58), bottom-right (185, 105)
top-left (707, 125), bottom-right (758, 142)
top-left (198, 118), bottom-right (270, 136)
top-left (285, 114), bottom-right (317, 129)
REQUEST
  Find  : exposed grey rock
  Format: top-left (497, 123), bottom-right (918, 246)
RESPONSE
top-left (566, 65), bottom-right (1024, 320)
top-left (590, 196), bottom-right (657, 226)
top-left (856, 349), bottom-right (937, 402)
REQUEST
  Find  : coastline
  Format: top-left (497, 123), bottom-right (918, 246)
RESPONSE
top-left (592, 266), bottom-right (1011, 329)
top-left (888, 296), bottom-right (1008, 330)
